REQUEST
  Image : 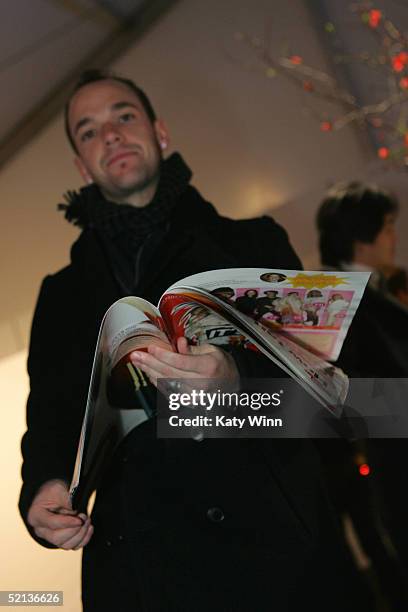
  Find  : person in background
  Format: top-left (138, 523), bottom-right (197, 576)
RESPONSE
top-left (316, 181), bottom-right (408, 611)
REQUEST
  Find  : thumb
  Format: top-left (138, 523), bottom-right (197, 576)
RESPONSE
top-left (176, 336), bottom-right (191, 355)
top-left (176, 337), bottom-right (217, 356)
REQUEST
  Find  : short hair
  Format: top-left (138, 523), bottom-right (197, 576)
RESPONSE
top-left (211, 287), bottom-right (234, 295)
top-left (64, 69), bottom-right (157, 152)
top-left (387, 267), bottom-right (408, 296)
top-left (316, 182), bottom-right (398, 267)
top-left (307, 290), bottom-right (322, 298)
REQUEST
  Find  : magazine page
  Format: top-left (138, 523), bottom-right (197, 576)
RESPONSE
top-left (70, 297), bottom-right (167, 509)
top-left (158, 292), bottom-right (247, 349)
top-left (159, 287), bottom-right (345, 414)
top-left (163, 268), bottom-right (371, 361)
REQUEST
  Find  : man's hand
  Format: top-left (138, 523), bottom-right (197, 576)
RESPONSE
top-left (27, 479), bottom-right (93, 550)
top-left (130, 337), bottom-right (239, 390)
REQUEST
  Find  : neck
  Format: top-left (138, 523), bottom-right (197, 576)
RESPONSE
top-left (101, 174), bottom-right (160, 208)
top-left (340, 260), bottom-right (374, 272)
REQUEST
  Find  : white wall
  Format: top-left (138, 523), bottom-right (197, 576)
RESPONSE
top-left (0, 351), bottom-right (81, 610)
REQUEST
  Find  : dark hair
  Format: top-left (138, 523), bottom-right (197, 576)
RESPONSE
top-left (307, 290), bottom-right (322, 298)
top-left (64, 69), bottom-right (157, 152)
top-left (387, 267), bottom-right (408, 296)
top-left (260, 273), bottom-right (287, 283)
top-left (211, 287), bottom-right (234, 295)
top-left (316, 182), bottom-right (398, 267)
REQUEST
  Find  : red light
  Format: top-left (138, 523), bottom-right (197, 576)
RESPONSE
top-left (303, 80), bottom-right (314, 92)
top-left (320, 121), bottom-right (332, 132)
top-left (392, 52), bottom-right (408, 73)
top-left (378, 147), bottom-right (389, 159)
top-left (359, 464), bottom-right (370, 476)
top-left (368, 9), bottom-right (382, 28)
top-left (400, 77), bottom-right (408, 90)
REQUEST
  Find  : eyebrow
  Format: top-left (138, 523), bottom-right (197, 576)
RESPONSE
top-left (73, 101), bottom-right (140, 135)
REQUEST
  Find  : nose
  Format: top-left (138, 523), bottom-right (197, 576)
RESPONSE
top-left (102, 122), bottom-right (122, 146)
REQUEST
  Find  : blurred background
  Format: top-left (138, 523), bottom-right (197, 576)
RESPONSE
top-left (0, 0), bottom-right (407, 609)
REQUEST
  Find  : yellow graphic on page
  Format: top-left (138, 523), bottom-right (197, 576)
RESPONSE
top-left (288, 273), bottom-right (348, 289)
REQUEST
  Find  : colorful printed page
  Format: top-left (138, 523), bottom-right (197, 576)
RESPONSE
top-left (163, 268), bottom-right (371, 361)
top-left (160, 287), bottom-right (347, 413)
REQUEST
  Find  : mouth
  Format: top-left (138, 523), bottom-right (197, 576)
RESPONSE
top-left (106, 151), bottom-right (137, 167)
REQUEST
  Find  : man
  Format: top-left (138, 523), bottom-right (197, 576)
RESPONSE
top-left (20, 71), bottom-right (366, 611)
top-left (316, 182), bottom-right (408, 607)
top-left (316, 181), bottom-right (407, 378)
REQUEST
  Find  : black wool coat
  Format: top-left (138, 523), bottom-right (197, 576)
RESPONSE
top-left (20, 186), bottom-right (366, 611)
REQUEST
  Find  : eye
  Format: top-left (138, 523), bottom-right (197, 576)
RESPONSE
top-left (80, 128), bottom-right (96, 143)
top-left (118, 112), bottom-right (135, 123)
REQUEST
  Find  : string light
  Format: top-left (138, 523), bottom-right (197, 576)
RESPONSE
top-left (378, 147), bottom-right (390, 159)
top-left (235, 2), bottom-right (408, 168)
top-left (320, 121), bottom-right (333, 132)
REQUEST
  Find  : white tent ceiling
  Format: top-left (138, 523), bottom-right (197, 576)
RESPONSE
top-left (0, 0), bottom-right (177, 169)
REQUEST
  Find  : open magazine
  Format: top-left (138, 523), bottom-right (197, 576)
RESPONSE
top-left (70, 267), bottom-right (370, 510)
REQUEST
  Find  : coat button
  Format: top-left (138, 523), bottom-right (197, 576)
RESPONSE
top-left (206, 507), bottom-right (225, 523)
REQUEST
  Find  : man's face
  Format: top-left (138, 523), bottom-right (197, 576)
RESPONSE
top-left (68, 79), bottom-right (168, 202)
top-left (354, 213), bottom-right (397, 269)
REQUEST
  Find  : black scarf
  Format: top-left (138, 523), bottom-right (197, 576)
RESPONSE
top-left (58, 152), bottom-right (192, 238)
top-left (58, 152), bottom-right (192, 293)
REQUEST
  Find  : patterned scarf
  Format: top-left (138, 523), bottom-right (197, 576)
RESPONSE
top-left (58, 152), bottom-right (192, 241)
top-left (58, 152), bottom-right (192, 293)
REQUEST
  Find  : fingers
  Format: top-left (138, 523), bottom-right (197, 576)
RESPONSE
top-left (34, 512), bottom-right (94, 550)
top-left (28, 481), bottom-right (94, 551)
top-left (131, 345), bottom-right (214, 378)
top-left (36, 518), bottom-right (94, 550)
top-left (30, 506), bottom-right (84, 531)
top-left (131, 350), bottom-right (184, 381)
top-left (176, 336), bottom-right (190, 354)
top-left (131, 341), bottom-right (238, 385)
top-left (176, 337), bottom-right (217, 357)
top-left (62, 516), bottom-right (93, 550)
top-left (73, 523), bottom-right (94, 550)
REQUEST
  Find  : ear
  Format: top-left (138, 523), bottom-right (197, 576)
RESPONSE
top-left (154, 119), bottom-right (170, 152)
top-left (74, 157), bottom-right (94, 185)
